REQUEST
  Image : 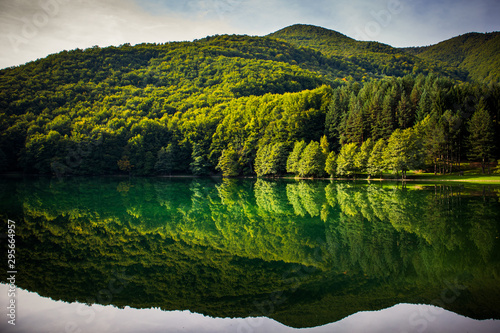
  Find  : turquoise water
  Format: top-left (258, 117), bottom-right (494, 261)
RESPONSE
top-left (1, 176), bottom-right (500, 332)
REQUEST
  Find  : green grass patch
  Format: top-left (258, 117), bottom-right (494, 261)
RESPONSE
top-left (404, 168), bottom-right (500, 183)
top-left (343, 166), bottom-right (500, 184)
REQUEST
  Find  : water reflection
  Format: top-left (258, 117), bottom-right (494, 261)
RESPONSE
top-left (1, 285), bottom-right (499, 333)
top-left (0, 177), bottom-right (499, 330)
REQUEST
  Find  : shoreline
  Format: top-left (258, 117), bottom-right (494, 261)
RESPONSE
top-left (2, 172), bottom-right (500, 184)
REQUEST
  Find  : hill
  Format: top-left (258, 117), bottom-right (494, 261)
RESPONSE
top-left (268, 24), bottom-right (468, 80)
top-left (402, 31), bottom-right (500, 84)
top-left (0, 25), bottom-right (499, 177)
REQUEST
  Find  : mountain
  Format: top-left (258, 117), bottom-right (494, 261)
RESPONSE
top-left (269, 24), bottom-right (500, 84)
top-left (0, 25), bottom-right (499, 177)
top-left (268, 24), bottom-right (468, 81)
top-left (403, 32), bottom-right (500, 84)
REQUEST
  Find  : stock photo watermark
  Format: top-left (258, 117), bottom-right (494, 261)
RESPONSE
top-left (407, 278), bottom-right (468, 333)
top-left (198, 0), bottom-right (240, 20)
top-left (237, 237), bottom-right (331, 333)
top-left (353, 0), bottom-right (403, 41)
top-left (64, 268), bottom-right (132, 333)
top-left (51, 135), bottom-right (103, 178)
top-left (7, 0), bottom-right (71, 53)
top-left (5, 219), bottom-right (17, 326)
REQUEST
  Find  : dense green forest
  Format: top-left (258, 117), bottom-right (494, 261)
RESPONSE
top-left (0, 24), bottom-right (499, 177)
top-left (1, 177), bottom-right (499, 327)
top-left (403, 31), bottom-right (500, 84)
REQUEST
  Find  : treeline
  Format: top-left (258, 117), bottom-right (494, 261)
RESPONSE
top-left (0, 36), bottom-right (332, 175)
top-left (0, 35), bottom-right (499, 177)
top-left (229, 74), bottom-right (500, 178)
top-left (1, 76), bottom-right (499, 177)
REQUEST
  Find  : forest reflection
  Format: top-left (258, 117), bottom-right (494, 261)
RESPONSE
top-left (0, 177), bottom-right (499, 328)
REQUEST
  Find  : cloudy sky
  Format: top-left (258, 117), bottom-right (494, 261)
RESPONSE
top-left (0, 0), bottom-right (499, 69)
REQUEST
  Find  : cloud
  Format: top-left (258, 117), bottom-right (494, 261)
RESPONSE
top-left (0, 0), bottom-right (235, 68)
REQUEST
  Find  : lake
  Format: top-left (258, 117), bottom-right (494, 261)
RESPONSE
top-left (1, 176), bottom-right (500, 333)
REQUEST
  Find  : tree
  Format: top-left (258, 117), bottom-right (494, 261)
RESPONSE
top-left (336, 143), bottom-right (358, 177)
top-left (254, 142), bottom-right (288, 177)
top-left (416, 113), bottom-right (446, 174)
top-left (384, 128), bottom-right (423, 178)
top-left (155, 144), bottom-right (176, 175)
top-left (397, 92), bottom-right (413, 129)
top-left (320, 135), bottom-right (330, 156)
top-left (117, 156), bottom-right (133, 175)
top-left (190, 142), bottom-right (212, 176)
top-left (144, 151), bottom-right (155, 174)
top-left (325, 151), bottom-right (337, 178)
top-left (286, 140), bottom-right (307, 175)
top-left (298, 141), bottom-right (325, 177)
top-left (416, 89), bottom-right (431, 122)
top-left (379, 88), bottom-right (396, 139)
top-left (367, 138), bottom-right (386, 178)
top-left (325, 90), bottom-right (347, 151)
top-left (216, 147), bottom-right (240, 177)
top-left (467, 100), bottom-right (495, 173)
top-left (342, 93), bottom-right (364, 145)
top-left (368, 90), bottom-right (384, 140)
top-left (354, 138), bottom-right (373, 173)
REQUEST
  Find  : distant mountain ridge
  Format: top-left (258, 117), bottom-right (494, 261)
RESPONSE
top-left (402, 31), bottom-right (500, 84)
top-left (269, 24), bottom-right (499, 83)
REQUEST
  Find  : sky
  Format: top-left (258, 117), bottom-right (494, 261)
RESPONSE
top-left (0, 0), bottom-right (499, 69)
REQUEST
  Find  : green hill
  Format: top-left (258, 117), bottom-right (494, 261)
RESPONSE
top-left (403, 32), bottom-right (500, 84)
top-left (0, 25), bottom-right (499, 177)
top-left (268, 24), bottom-right (468, 80)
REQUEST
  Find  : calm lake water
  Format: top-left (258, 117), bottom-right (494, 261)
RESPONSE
top-left (1, 176), bottom-right (500, 333)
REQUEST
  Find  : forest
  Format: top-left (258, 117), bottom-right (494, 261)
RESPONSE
top-left (0, 24), bottom-right (499, 177)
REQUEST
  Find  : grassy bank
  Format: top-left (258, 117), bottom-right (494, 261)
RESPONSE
top-left (346, 169), bottom-right (500, 184)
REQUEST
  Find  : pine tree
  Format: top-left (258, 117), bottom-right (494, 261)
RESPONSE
top-left (416, 89), bottom-right (431, 122)
top-left (397, 92), bottom-right (413, 129)
top-left (468, 100), bottom-right (495, 173)
top-left (379, 92), bottom-right (395, 140)
top-left (343, 94), bottom-right (364, 145)
top-left (368, 91), bottom-right (384, 140)
top-left (325, 90), bottom-right (346, 151)
top-left (320, 135), bottom-right (330, 156)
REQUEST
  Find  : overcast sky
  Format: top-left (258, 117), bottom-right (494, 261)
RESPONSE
top-left (0, 0), bottom-right (499, 69)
